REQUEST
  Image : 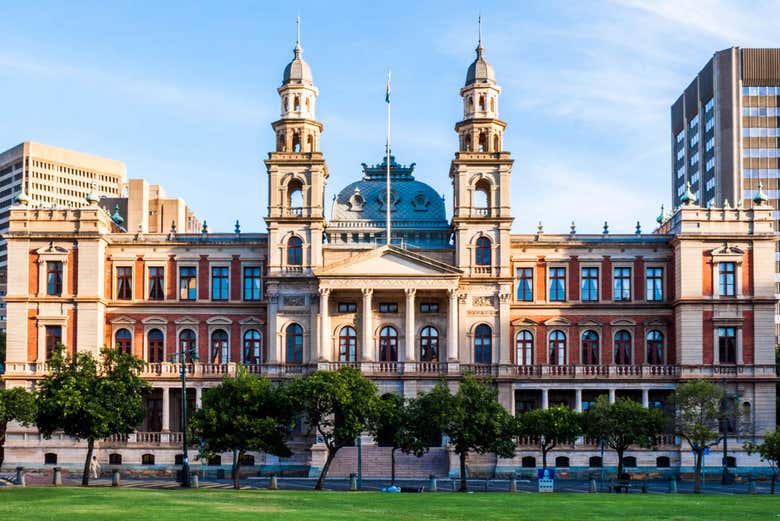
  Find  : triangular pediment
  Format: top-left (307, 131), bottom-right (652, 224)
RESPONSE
top-left (316, 246), bottom-right (460, 278)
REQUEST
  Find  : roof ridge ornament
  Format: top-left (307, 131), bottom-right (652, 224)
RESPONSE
top-left (680, 182), bottom-right (697, 206)
top-left (753, 181), bottom-right (769, 206)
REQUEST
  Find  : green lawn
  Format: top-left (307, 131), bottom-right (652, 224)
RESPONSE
top-left (0, 488), bottom-right (777, 521)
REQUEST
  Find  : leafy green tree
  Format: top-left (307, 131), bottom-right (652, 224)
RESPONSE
top-left (370, 393), bottom-right (438, 485)
top-left (36, 348), bottom-right (149, 486)
top-left (0, 386), bottom-right (37, 469)
top-left (290, 366), bottom-right (379, 490)
top-left (0, 330), bottom-right (6, 370)
top-left (745, 427), bottom-right (780, 494)
top-left (585, 396), bottom-right (667, 478)
top-left (419, 376), bottom-right (517, 492)
top-left (670, 380), bottom-right (725, 493)
top-left (519, 406), bottom-right (582, 469)
top-left (190, 368), bottom-right (295, 489)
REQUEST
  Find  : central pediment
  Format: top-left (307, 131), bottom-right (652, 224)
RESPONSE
top-left (315, 245), bottom-right (460, 278)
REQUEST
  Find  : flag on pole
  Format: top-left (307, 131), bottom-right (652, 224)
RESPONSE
top-left (385, 71), bottom-right (391, 103)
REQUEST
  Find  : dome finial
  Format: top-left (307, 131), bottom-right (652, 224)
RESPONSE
top-left (753, 181), bottom-right (769, 206)
top-left (478, 15), bottom-right (483, 49)
top-left (295, 15), bottom-right (302, 54)
top-left (680, 182), bottom-right (697, 205)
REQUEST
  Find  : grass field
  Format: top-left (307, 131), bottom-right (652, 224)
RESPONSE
top-left (0, 488), bottom-right (777, 521)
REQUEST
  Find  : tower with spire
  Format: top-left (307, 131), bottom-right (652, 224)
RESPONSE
top-left (265, 17), bottom-right (328, 275)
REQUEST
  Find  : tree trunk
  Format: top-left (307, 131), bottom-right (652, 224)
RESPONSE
top-left (459, 451), bottom-right (467, 492)
top-left (82, 438), bottom-right (94, 487)
top-left (0, 421), bottom-right (6, 470)
top-left (693, 449), bottom-right (703, 494)
top-left (771, 473), bottom-right (776, 495)
top-left (391, 447), bottom-right (397, 485)
top-left (541, 446), bottom-right (548, 469)
top-left (233, 450), bottom-right (243, 490)
top-left (315, 447), bottom-right (337, 491)
top-left (616, 448), bottom-right (624, 479)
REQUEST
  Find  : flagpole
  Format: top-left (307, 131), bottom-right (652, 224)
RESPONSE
top-left (386, 70), bottom-right (392, 246)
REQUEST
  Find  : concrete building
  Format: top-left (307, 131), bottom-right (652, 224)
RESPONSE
top-left (1, 37), bottom-right (777, 478)
top-left (0, 142), bottom-right (127, 332)
top-left (670, 47), bottom-right (780, 332)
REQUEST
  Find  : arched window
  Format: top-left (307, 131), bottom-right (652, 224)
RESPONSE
top-left (243, 329), bottom-right (262, 364)
top-left (379, 326), bottom-right (398, 362)
top-left (292, 132), bottom-right (301, 152)
top-left (646, 330), bottom-right (664, 365)
top-left (622, 456), bottom-right (637, 468)
top-left (468, 95), bottom-right (474, 110)
top-left (147, 329), bottom-right (164, 363)
top-left (474, 179), bottom-right (490, 210)
top-left (521, 456), bottom-right (536, 468)
top-left (464, 134), bottom-right (472, 152)
top-left (475, 237), bottom-right (491, 266)
top-left (141, 454), bottom-right (155, 465)
top-left (516, 330), bottom-right (533, 366)
top-left (179, 329), bottom-right (196, 361)
top-left (277, 132), bottom-right (286, 152)
top-left (283, 96), bottom-right (288, 112)
top-left (44, 453), bottom-right (58, 465)
top-left (478, 131), bottom-right (488, 152)
top-left (210, 329), bottom-right (229, 363)
top-left (109, 453), bottom-right (122, 465)
top-left (555, 456), bottom-right (570, 468)
top-left (474, 324), bottom-right (492, 364)
top-left (115, 328), bottom-right (132, 355)
top-left (589, 456), bottom-right (603, 468)
top-left (285, 323), bottom-right (303, 363)
top-left (549, 330), bottom-right (567, 365)
top-left (478, 94), bottom-right (486, 111)
top-left (293, 95), bottom-right (300, 112)
top-left (581, 330), bottom-right (599, 365)
top-left (339, 326), bottom-right (357, 362)
top-left (288, 179), bottom-right (304, 209)
top-left (287, 236), bottom-right (303, 265)
top-left (420, 326), bottom-right (439, 362)
top-left (656, 456), bottom-right (670, 468)
top-left (613, 330), bottom-right (632, 365)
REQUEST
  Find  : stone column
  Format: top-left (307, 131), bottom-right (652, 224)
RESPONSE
top-left (608, 388), bottom-right (616, 404)
top-left (447, 289), bottom-right (459, 362)
top-left (404, 288), bottom-right (416, 363)
top-left (641, 388), bottom-right (649, 408)
top-left (575, 388), bottom-right (583, 413)
top-left (267, 289), bottom-right (279, 363)
top-left (498, 291), bottom-right (511, 364)
top-left (361, 289), bottom-right (373, 361)
top-left (319, 288), bottom-right (331, 362)
top-left (541, 388), bottom-right (549, 410)
top-left (195, 387), bottom-right (202, 409)
top-left (162, 387), bottom-right (170, 432)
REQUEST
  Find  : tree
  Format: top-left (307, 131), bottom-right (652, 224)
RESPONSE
top-left (745, 427), bottom-right (780, 494)
top-left (190, 368), bottom-right (295, 489)
top-left (36, 348), bottom-right (149, 486)
top-left (0, 386), bottom-right (37, 469)
top-left (0, 330), bottom-right (6, 371)
top-left (419, 376), bottom-right (517, 492)
top-left (519, 406), bottom-right (582, 470)
top-left (370, 393), bottom-right (437, 485)
top-left (290, 366), bottom-right (379, 490)
top-left (670, 379), bottom-right (725, 493)
top-left (585, 396), bottom-right (667, 478)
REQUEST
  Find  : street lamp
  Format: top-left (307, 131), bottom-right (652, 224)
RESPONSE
top-left (170, 347), bottom-right (199, 488)
top-left (720, 392), bottom-right (739, 485)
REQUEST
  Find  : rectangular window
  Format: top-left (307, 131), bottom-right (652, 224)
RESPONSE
top-left (45, 325), bottom-right (62, 358)
top-left (719, 262), bottom-right (736, 296)
top-left (243, 266), bottom-right (262, 301)
top-left (549, 267), bottom-right (566, 301)
top-left (179, 267), bottom-right (197, 300)
top-left (420, 302), bottom-right (440, 313)
top-left (613, 267), bottom-right (631, 301)
top-left (116, 266), bottom-right (132, 300)
top-left (646, 267), bottom-right (663, 301)
top-left (379, 303), bottom-right (398, 313)
top-left (148, 267), bottom-right (165, 300)
top-left (581, 267), bottom-right (599, 301)
top-left (516, 267), bottom-right (533, 301)
top-left (211, 267), bottom-right (229, 301)
top-left (718, 327), bottom-right (737, 364)
top-left (46, 261), bottom-right (63, 296)
top-left (338, 302), bottom-right (357, 313)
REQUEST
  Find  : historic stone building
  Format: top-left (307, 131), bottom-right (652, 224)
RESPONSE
top-left (1, 35), bottom-right (777, 478)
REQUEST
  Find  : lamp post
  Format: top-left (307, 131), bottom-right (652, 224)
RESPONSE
top-left (170, 347), bottom-right (199, 488)
top-left (720, 393), bottom-right (738, 485)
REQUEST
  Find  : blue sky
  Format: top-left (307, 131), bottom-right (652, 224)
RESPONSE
top-left (1, 0), bottom-right (778, 233)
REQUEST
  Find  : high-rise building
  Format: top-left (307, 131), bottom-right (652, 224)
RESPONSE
top-left (670, 47), bottom-right (780, 331)
top-left (0, 142), bottom-right (127, 331)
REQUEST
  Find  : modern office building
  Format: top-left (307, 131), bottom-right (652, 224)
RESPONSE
top-left (670, 47), bottom-right (780, 332)
top-left (0, 142), bottom-right (127, 331)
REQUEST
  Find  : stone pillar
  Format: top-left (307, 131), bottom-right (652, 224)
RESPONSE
top-left (162, 387), bottom-right (170, 432)
top-left (404, 288), bottom-right (416, 363)
top-left (319, 288), bottom-right (331, 361)
top-left (641, 388), bottom-right (649, 408)
top-left (268, 289), bottom-right (279, 363)
top-left (608, 388), bottom-right (616, 404)
top-left (195, 387), bottom-right (202, 409)
top-left (541, 388), bottom-right (549, 410)
top-left (575, 389), bottom-right (583, 413)
top-left (362, 289), bottom-right (373, 361)
top-left (447, 289), bottom-right (459, 362)
top-left (498, 291), bottom-right (511, 364)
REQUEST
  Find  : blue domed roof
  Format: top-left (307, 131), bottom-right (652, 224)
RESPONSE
top-left (328, 155), bottom-right (451, 249)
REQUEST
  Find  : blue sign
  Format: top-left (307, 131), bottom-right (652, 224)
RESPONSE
top-left (703, 447), bottom-right (710, 456)
top-left (538, 468), bottom-right (556, 479)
